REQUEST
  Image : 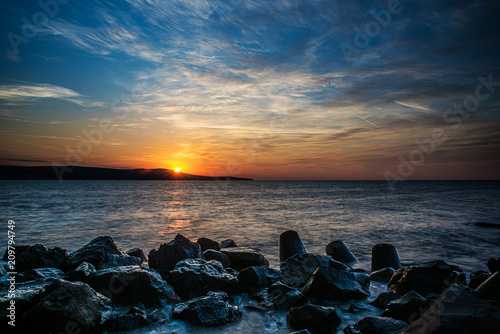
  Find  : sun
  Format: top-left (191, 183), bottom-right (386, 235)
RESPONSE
top-left (174, 167), bottom-right (181, 173)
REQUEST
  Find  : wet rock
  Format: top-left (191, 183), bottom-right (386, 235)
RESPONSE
top-left (369, 267), bottom-right (396, 284)
top-left (0, 280), bottom-right (46, 325)
top-left (126, 247), bottom-right (147, 262)
top-left (238, 266), bottom-right (281, 291)
top-left (16, 244), bottom-right (68, 272)
top-left (66, 262), bottom-right (96, 282)
top-left (2, 244), bottom-right (30, 261)
top-left (288, 304), bottom-right (341, 334)
top-left (487, 257), bottom-right (500, 274)
top-left (267, 282), bottom-right (307, 310)
top-left (19, 279), bottom-right (109, 334)
top-left (168, 258), bottom-right (240, 300)
top-left (173, 291), bottom-right (242, 326)
top-left (325, 240), bottom-right (357, 265)
top-left (468, 270), bottom-right (491, 289)
top-left (148, 234), bottom-right (202, 274)
top-left (0, 265), bottom-right (6, 277)
top-left (291, 330), bottom-right (313, 334)
top-left (369, 291), bottom-right (401, 310)
top-left (87, 266), bottom-right (179, 305)
top-left (280, 230), bottom-right (306, 262)
top-left (400, 287), bottom-right (500, 334)
top-left (302, 261), bottom-right (370, 301)
top-left (99, 253), bottom-right (142, 269)
top-left (203, 249), bottom-right (231, 268)
top-left (280, 253), bottom-right (336, 287)
top-left (343, 316), bottom-right (407, 334)
top-left (219, 239), bottom-right (237, 248)
top-left (476, 271), bottom-right (500, 303)
top-left (197, 237), bottom-right (220, 252)
top-left (371, 244), bottom-right (401, 271)
top-left (220, 247), bottom-right (269, 271)
top-left (17, 267), bottom-right (65, 283)
top-left (381, 291), bottom-right (429, 323)
top-left (103, 307), bottom-right (149, 331)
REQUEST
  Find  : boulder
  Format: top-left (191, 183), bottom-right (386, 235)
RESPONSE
top-left (369, 291), bottom-right (401, 310)
top-left (98, 253), bottom-right (142, 269)
top-left (148, 234), bottom-right (202, 274)
top-left (168, 258), bottom-right (240, 300)
top-left (0, 280), bottom-right (46, 324)
top-left (280, 253), bottom-right (336, 287)
top-left (487, 257), bottom-right (500, 274)
top-left (19, 279), bottom-right (109, 334)
top-left (16, 244), bottom-right (67, 272)
top-left (371, 244), bottom-right (401, 271)
top-left (369, 267), bottom-right (396, 283)
top-left (219, 239), bottom-right (237, 248)
top-left (476, 271), bottom-right (500, 303)
top-left (87, 266), bottom-right (179, 305)
top-left (17, 267), bottom-right (65, 283)
top-left (238, 266), bottom-right (281, 291)
top-left (468, 270), bottom-right (491, 289)
top-left (197, 237), bottom-right (220, 252)
top-left (219, 247), bottom-right (269, 271)
top-left (381, 291), bottom-right (429, 323)
top-left (280, 230), bottom-right (306, 262)
top-left (2, 244), bottom-right (30, 261)
top-left (400, 287), bottom-right (500, 333)
top-left (287, 304), bottom-right (341, 334)
top-left (302, 261), bottom-right (370, 301)
top-left (203, 249), bottom-right (231, 268)
top-left (173, 291), bottom-right (242, 326)
top-left (343, 316), bottom-right (407, 334)
top-left (66, 262), bottom-right (96, 282)
top-left (103, 307), bottom-right (149, 332)
top-left (126, 248), bottom-right (147, 262)
top-left (267, 282), bottom-right (307, 310)
top-left (325, 240), bottom-right (357, 265)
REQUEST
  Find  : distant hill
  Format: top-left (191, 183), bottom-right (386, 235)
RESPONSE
top-left (0, 165), bottom-right (253, 181)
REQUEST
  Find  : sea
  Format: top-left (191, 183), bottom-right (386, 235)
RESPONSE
top-left (1, 180), bottom-right (500, 333)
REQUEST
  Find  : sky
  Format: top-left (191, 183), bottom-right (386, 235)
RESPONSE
top-left (0, 0), bottom-right (499, 180)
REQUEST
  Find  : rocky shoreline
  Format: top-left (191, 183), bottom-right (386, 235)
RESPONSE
top-left (1, 232), bottom-right (499, 334)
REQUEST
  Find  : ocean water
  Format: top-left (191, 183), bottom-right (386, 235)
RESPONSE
top-left (1, 180), bottom-right (500, 333)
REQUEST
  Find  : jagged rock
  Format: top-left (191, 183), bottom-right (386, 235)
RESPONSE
top-left (16, 244), bottom-right (67, 272)
top-left (148, 234), bottom-right (202, 274)
top-left (400, 287), bottom-right (500, 333)
top-left (219, 247), bottom-right (269, 271)
top-left (126, 248), bottom-right (147, 262)
top-left (2, 244), bottom-right (30, 261)
top-left (476, 271), bottom-right (500, 303)
top-left (17, 267), bottom-right (65, 283)
top-left (343, 316), bottom-right (407, 334)
top-left (65, 236), bottom-right (138, 271)
top-left (369, 291), bottom-right (401, 309)
top-left (197, 237), bottom-right (220, 252)
top-left (280, 253), bottom-right (336, 287)
top-left (0, 280), bottom-right (46, 327)
top-left (267, 282), bottom-right (307, 310)
top-left (173, 291), bottom-right (242, 326)
top-left (238, 266), bottom-right (281, 291)
top-left (468, 270), bottom-right (491, 289)
top-left (381, 291), bottom-right (429, 323)
top-left (325, 240), bottom-right (357, 265)
top-left (370, 267), bottom-right (396, 283)
top-left (280, 230), bottom-right (306, 262)
top-left (203, 249), bottom-right (231, 268)
top-left (487, 257), bottom-right (500, 274)
top-left (302, 261), bottom-right (370, 301)
top-left (388, 260), bottom-right (463, 297)
top-left (19, 279), bottom-right (109, 334)
top-left (103, 307), bottom-right (149, 331)
top-left (168, 258), bottom-right (240, 300)
top-left (66, 262), bottom-right (96, 282)
top-left (87, 266), bottom-right (178, 305)
top-left (219, 239), bottom-right (237, 248)
top-left (288, 304), bottom-right (341, 334)
top-left (371, 244), bottom-right (401, 271)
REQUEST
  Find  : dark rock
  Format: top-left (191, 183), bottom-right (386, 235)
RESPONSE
top-left (203, 249), bottom-right (231, 268)
top-left (219, 247), bottom-right (269, 271)
top-left (266, 282), bottom-right (307, 310)
top-left (2, 244), bottom-right (30, 261)
top-left (344, 302), bottom-right (370, 314)
top-left (219, 239), bottom-right (237, 248)
top-left (343, 316), bottom-right (407, 334)
top-left (0, 265), bottom-right (6, 277)
top-left (476, 271), bottom-right (500, 303)
top-left (280, 230), bottom-right (306, 262)
top-left (468, 270), bottom-right (491, 289)
top-left (238, 266), bottom-right (281, 291)
top-left (400, 287), bottom-right (500, 333)
top-left (148, 234), bottom-right (202, 274)
top-left (66, 262), bottom-right (96, 282)
top-left (197, 237), bottom-right (220, 252)
top-left (87, 266), bottom-right (179, 305)
top-left (0, 280), bottom-right (46, 325)
top-left (325, 240), bottom-right (357, 265)
top-left (103, 307), bottom-right (149, 331)
top-left (369, 291), bottom-right (401, 309)
top-left (65, 236), bottom-right (137, 271)
top-left (19, 279), bottom-right (109, 334)
top-left (126, 247), bottom-right (147, 262)
top-left (487, 257), bottom-right (500, 274)
top-left (381, 291), bottom-right (429, 323)
top-left (369, 267), bottom-right (396, 283)
top-left (474, 221), bottom-right (500, 228)
top-left (288, 304), bottom-right (341, 334)
top-left (388, 260), bottom-right (462, 297)
top-left (371, 244), bottom-right (401, 271)
top-left (302, 261), bottom-right (370, 301)
top-left (173, 291), bottom-right (242, 326)
top-left (16, 244), bottom-right (68, 272)
top-left (280, 253), bottom-right (336, 287)
top-left (17, 267), bottom-right (65, 283)
top-left (168, 258), bottom-right (240, 300)
top-left (291, 330), bottom-right (313, 334)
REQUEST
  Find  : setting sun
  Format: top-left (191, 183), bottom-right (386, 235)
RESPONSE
top-left (174, 167), bottom-right (181, 173)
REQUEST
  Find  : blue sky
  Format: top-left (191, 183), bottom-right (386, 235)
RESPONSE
top-left (0, 0), bottom-right (499, 179)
